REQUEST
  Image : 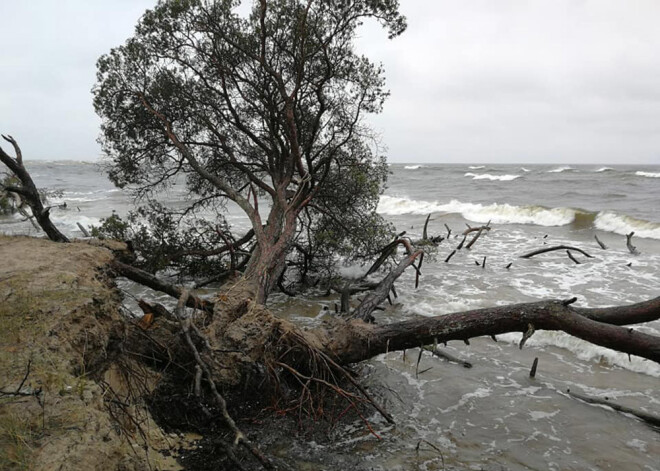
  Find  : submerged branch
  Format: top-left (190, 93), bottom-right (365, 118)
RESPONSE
top-left (520, 245), bottom-right (594, 259)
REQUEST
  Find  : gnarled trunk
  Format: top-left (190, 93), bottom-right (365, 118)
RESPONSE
top-left (243, 200), bottom-right (299, 304)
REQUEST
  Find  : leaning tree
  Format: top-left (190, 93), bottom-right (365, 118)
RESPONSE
top-left (1, 0), bottom-right (651, 468)
top-left (93, 0), bottom-right (403, 302)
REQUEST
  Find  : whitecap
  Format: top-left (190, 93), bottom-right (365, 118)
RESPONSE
top-left (635, 171), bottom-right (660, 178)
top-left (520, 167), bottom-right (530, 172)
top-left (377, 195), bottom-right (576, 226)
top-left (468, 165), bottom-right (485, 170)
top-left (594, 211), bottom-right (660, 239)
top-left (547, 166), bottom-right (573, 173)
top-left (50, 214), bottom-right (102, 233)
top-left (404, 165), bottom-right (422, 170)
top-left (506, 331), bottom-right (660, 377)
top-left (464, 172), bottom-right (520, 181)
top-left (595, 167), bottom-right (613, 172)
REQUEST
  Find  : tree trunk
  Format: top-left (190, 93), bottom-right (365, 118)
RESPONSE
top-left (0, 135), bottom-right (69, 242)
top-left (243, 204), bottom-right (299, 304)
top-left (326, 297), bottom-right (660, 365)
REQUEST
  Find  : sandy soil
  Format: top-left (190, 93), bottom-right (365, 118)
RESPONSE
top-left (0, 235), bottom-right (181, 471)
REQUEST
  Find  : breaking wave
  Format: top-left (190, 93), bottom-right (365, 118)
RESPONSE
top-left (404, 165), bottom-right (423, 170)
top-left (594, 211), bottom-right (660, 239)
top-left (50, 213), bottom-right (102, 235)
top-left (596, 167), bottom-right (613, 172)
top-left (547, 166), bottom-right (573, 173)
top-left (520, 167), bottom-right (530, 172)
top-left (635, 171), bottom-right (660, 178)
top-left (468, 165), bottom-right (485, 170)
top-left (377, 196), bottom-right (576, 226)
top-left (378, 196), bottom-right (660, 239)
top-left (464, 172), bottom-right (520, 181)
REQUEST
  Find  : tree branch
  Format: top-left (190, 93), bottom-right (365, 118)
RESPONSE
top-left (333, 298), bottom-right (660, 365)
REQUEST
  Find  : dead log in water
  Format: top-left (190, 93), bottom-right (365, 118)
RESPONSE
top-left (329, 297), bottom-right (660, 365)
top-left (566, 389), bottom-right (660, 429)
top-left (520, 245), bottom-right (594, 259)
top-left (567, 250), bottom-right (581, 264)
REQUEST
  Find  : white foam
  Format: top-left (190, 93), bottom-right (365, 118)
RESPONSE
top-left (635, 171), bottom-right (660, 178)
top-left (378, 196), bottom-right (576, 226)
top-left (529, 410), bottom-right (560, 421)
top-left (468, 165), bottom-right (485, 170)
top-left (547, 166), bottom-right (573, 173)
top-left (626, 439), bottom-right (647, 453)
top-left (404, 165), bottom-right (422, 170)
top-left (595, 167), bottom-right (613, 172)
top-left (337, 263), bottom-right (368, 280)
top-left (439, 387), bottom-right (492, 413)
top-left (51, 213), bottom-right (101, 233)
top-left (464, 172), bottom-right (520, 181)
top-left (520, 167), bottom-right (530, 172)
top-left (516, 331), bottom-right (660, 377)
top-left (594, 211), bottom-right (660, 240)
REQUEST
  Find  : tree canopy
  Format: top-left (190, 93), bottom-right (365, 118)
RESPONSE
top-left (94, 0), bottom-right (407, 301)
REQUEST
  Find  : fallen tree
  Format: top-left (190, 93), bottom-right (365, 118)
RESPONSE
top-left (3, 1), bottom-right (660, 468)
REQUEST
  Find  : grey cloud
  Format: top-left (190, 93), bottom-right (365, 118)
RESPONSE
top-left (1, 0), bottom-right (659, 163)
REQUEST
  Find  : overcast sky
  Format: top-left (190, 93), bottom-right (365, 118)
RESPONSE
top-left (1, 1), bottom-right (659, 164)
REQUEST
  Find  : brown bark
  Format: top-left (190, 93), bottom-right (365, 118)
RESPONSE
top-left (111, 260), bottom-right (215, 313)
top-left (573, 296), bottom-right (660, 325)
top-left (0, 135), bottom-right (69, 242)
top-left (327, 298), bottom-right (660, 365)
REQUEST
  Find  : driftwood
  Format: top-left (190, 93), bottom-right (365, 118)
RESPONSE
top-left (422, 214), bottom-right (431, 240)
top-left (571, 296), bottom-right (660, 325)
top-left (566, 389), bottom-right (660, 429)
top-left (412, 215), bottom-right (443, 246)
top-left (529, 357), bottom-right (539, 378)
top-left (0, 135), bottom-right (69, 242)
top-left (594, 234), bottom-right (607, 250)
top-left (77, 222), bottom-right (91, 237)
top-left (331, 297), bottom-right (660, 365)
top-left (424, 346), bottom-right (473, 368)
top-left (520, 245), bottom-right (594, 259)
top-left (462, 225), bottom-right (492, 236)
top-left (456, 234), bottom-right (467, 250)
top-left (465, 227), bottom-right (485, 249)
top-left (352, 239), bottom-right (423, 321)
top-left (566, 250), bottom-right (580, 264)
top-left (626, 231), bottom-right (640, 255)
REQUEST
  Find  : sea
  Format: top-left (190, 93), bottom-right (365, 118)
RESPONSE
top-left (2, 161), bottom-right (659, 470)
